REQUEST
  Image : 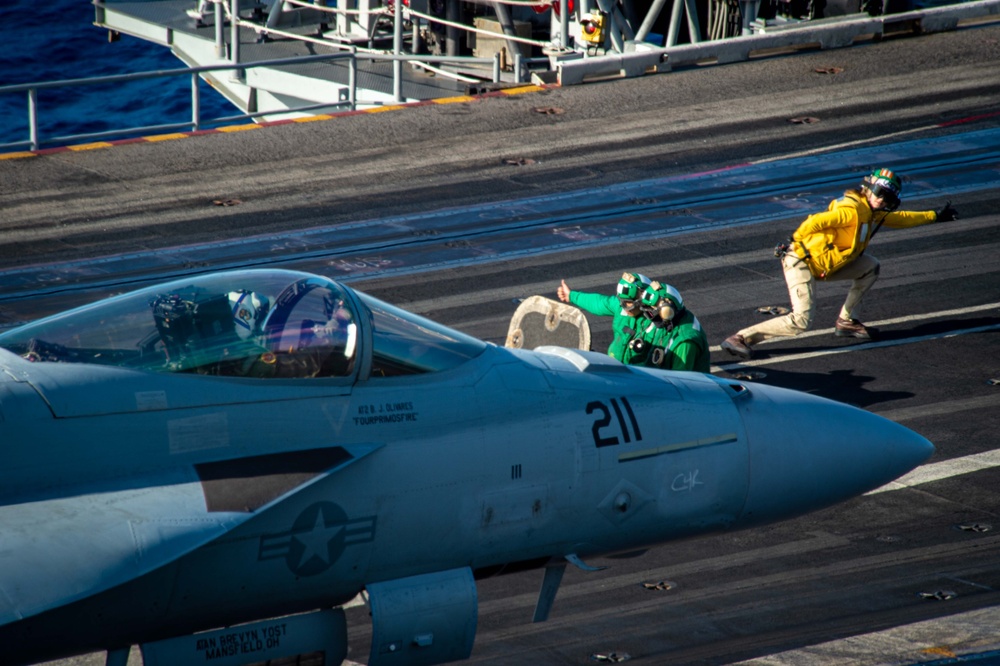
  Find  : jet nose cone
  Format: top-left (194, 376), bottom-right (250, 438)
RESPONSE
top-left (889, 421), bottom-right (936, 481)
top-left (735, 382), bottom-right (934, 526)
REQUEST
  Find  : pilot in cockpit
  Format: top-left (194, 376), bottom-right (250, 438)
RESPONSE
top-left (269, 289), bottom-right (356, 378)
top-left (224, 287), bottom-right (356, 378)
top-left (0, 272), bottom-right (369, 378)
top-left (149, 280), bottom-right (356, 378)
top-left (229, 290), bottom-right (270, 342)
top-left (150, 288), bottom-right (272, 375)
top-left (300, 293), bottom-right (354, 351)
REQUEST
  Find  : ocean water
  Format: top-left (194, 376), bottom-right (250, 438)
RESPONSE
top-left (0, 0), bottom-right (233, 149)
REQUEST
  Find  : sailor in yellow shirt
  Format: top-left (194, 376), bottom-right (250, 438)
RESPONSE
top-left (722, 168), bottom-right (958, 360)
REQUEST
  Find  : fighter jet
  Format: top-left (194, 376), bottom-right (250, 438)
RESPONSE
top-left (0, 268), bottom-right (933, 666)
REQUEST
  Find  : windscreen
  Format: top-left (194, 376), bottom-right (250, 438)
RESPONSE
top-left (0, 269), bottom-right (357, 379)
top-left (356, 292), bottom-right (487, 376)
top-left (0, 270), bottom-right (488, 379)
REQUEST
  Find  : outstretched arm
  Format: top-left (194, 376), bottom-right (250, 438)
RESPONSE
top-left (557, 279), bottom-right (571, 303)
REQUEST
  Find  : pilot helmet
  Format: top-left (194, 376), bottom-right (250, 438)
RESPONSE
top-left (228, 291), bottom-right (269, 340)
top-left (640, 281), bottom-right (684, 326)
top-left (616, 272), bottom-right (651, 316)
top-left (862, 168), bottom-right (902, 211)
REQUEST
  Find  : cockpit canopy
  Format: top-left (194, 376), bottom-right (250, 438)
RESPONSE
top-left (0, 269), bottom-right (486, 379)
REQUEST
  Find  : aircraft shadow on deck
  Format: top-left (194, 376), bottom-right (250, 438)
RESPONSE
top-left (729, 366), bottom-right (915, 409)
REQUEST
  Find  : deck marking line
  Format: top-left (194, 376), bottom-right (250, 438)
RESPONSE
top-left (67, 142), bottom-right (114, 151)
top-left (751, 110), bottom-right (1000, 164)
top-left (0, 85), bottom-right (551, 159)
top-left (711, 307), bottom-right (1000, 372)
top-left (711, 301), bottom-right (1000, 353)
top-left (876, 394), bottom-right (1000, 423)
top-left (867, 448), bottom-right (1000, 495)
top-left (712, 322), bottom-right (1000, 372)
top-left (142, 133), bottom-right (189, 142)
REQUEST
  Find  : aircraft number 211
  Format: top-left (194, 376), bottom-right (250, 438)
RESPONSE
top-left (586, 397), bottom-right (642, 447)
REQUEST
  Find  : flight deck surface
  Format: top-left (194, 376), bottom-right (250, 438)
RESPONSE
top-left (6, 20), bottom-right (1000, 666)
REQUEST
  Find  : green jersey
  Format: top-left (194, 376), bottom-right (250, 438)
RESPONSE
top-left (637, 310), bottom-right (710, 372)
top-left (568, 291), bottom-right (648, 365)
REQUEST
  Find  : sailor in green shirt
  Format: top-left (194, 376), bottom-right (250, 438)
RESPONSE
top-left (556, 272), bottom-right (651, 365)
top-left (636, 281), bottom-right (710, 372)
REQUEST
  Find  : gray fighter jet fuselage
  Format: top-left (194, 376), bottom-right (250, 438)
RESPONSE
top-left (0, 269), bottom-right (933, 665)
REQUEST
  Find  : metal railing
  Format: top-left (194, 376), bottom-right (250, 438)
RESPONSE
top-left (0, 49), bottom-right (502, 153)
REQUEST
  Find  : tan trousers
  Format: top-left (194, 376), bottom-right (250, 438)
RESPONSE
top-left (738, 253), bottom-right (880, 345)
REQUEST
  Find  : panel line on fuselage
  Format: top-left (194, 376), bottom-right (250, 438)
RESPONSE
top-left (617, 433), bottom-right (739, 462)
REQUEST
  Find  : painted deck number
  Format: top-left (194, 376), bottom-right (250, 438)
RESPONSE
top-left (587, 397), bottom-right (642, 447)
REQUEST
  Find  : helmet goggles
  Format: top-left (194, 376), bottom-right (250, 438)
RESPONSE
top-left (639, 286), bottom-right (660, 312)
top-left (865, 168), bottom-right (902, 212)
top-left (617, 273), bottom-right (650, 313)
top-left (640, 281), bottom-right (684, 328)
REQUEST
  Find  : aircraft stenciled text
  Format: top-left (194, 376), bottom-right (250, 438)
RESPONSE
top-left (353, 401), bottom-right (418, 426)
top-left (195, 624), bottom-right (287, 660)
top-left (586, 397), bottom-right (642, 448)
top-left (672, 470), bottom-right (704, 492)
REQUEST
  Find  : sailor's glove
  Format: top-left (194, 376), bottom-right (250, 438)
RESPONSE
top-left (937, 201), bottom-right (958, 222)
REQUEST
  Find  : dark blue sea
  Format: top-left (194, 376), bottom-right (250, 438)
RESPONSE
top-left (1, 0), bottom-right (233, 149)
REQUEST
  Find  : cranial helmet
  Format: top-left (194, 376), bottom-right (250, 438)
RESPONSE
top-left (640, 281), bottom-right (684, 324)
top-left (616, 272), bottom-right (652, 316)
top-left (616, 272), bottom-right (652, 301)
top-left (228, 290), bottom-right (269, 340)
top-left (863, 167), bottom-right (902, 211)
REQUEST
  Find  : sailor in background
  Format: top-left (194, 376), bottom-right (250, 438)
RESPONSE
top-left (557, 272), bottom-right (652, 365)
top-left (637, 281), bottom-right (710, 372)
top-left (722, 167), bottom-right (958, 360)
